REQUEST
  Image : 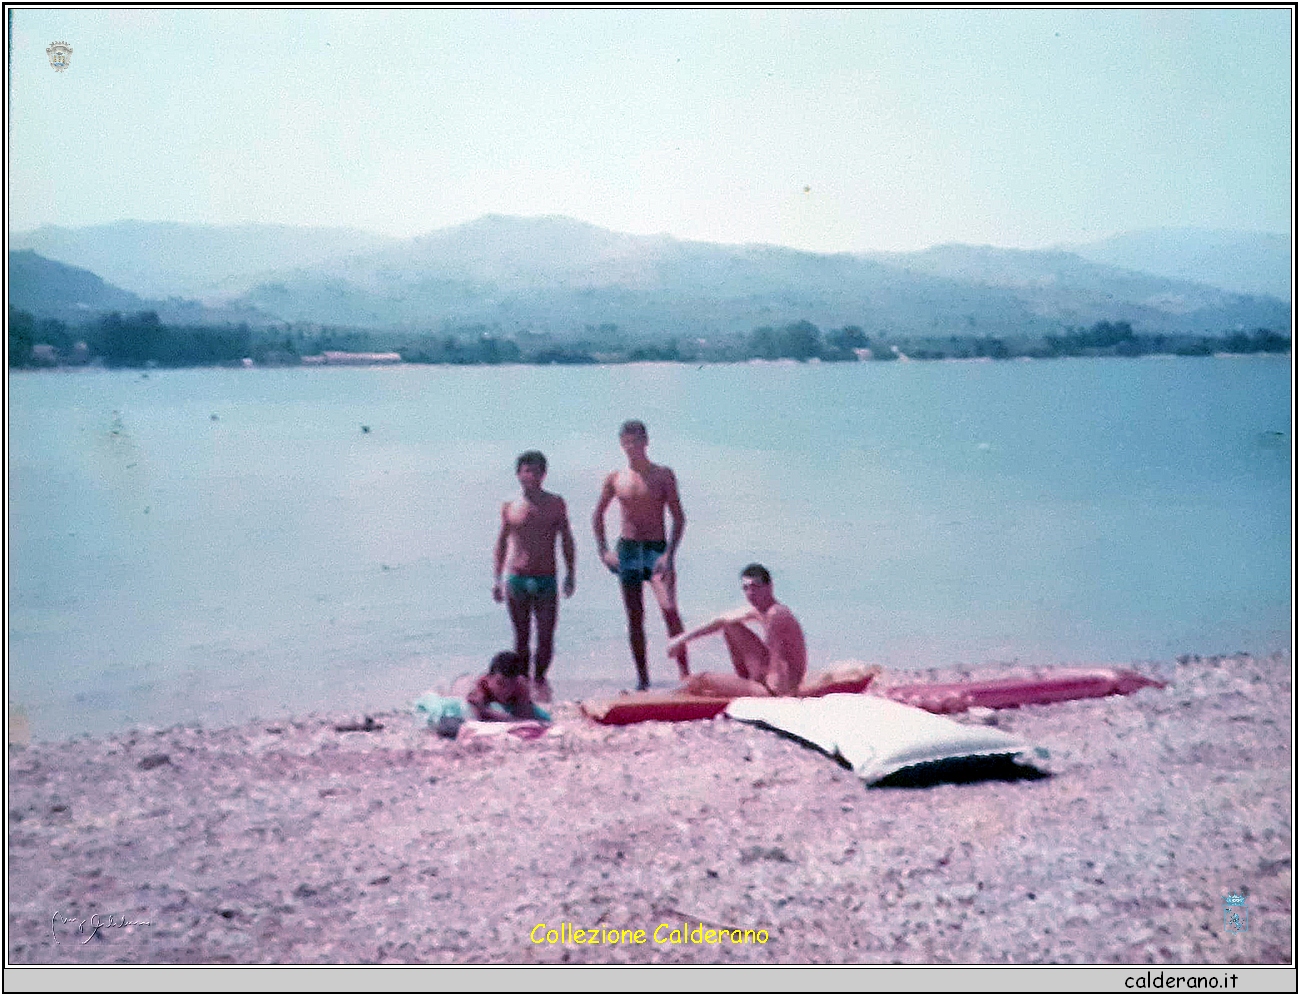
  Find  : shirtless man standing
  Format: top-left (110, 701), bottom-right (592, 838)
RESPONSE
top-left (667, 563), bottom-right (807, 698)
top-left (593, 420), bottom-right (688, 690)
top-left (493, 450), bottom-right (576, 703)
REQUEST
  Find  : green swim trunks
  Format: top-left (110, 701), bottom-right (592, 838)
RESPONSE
top-left (506, 574), bottom-right (558, 599)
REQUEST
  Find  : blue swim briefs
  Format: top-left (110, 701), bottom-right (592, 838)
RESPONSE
top-left (613, 539), bottom-right (668, 584)
top-left (506, 574), bottom-right (558, 599)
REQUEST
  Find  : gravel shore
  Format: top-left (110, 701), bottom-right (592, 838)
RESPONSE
top-left (7, 652), bottom-right (1291, 964)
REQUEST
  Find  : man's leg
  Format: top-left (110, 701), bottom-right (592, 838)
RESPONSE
top-left (722, 622), bottom-right (769, 681)
top-left (649, 568), bottom-right (689, 679)
top-left (620, 581), bottom-right (650, 690)
top-left (506, 589), bottom-right (533, 663)
top-left (532, 594), bottom-right (558, 685)
top-left (681, 671), bottom-right (769, 698)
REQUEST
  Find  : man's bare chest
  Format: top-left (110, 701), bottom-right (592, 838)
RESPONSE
top-left (507, 500), bottom-right (556, 529)
top-left (614, 471), bottom-right (666, 502)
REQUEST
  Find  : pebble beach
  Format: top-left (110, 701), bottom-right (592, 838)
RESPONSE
top-left (6, 652), bottom-right (1292, 965)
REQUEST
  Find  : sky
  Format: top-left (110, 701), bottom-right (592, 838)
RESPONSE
top-left (5, 7), bottom-right (1294, 253)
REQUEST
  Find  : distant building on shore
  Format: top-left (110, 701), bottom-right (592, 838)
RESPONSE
top-left (300, 351), bottom-right (403, 366)
top-left (31, 341), bottom-right (92, 366)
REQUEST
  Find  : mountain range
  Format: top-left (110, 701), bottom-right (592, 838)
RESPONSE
top-left (1064, 229), bottom-right (1291, 302)
top-left (10, 221), bottom-right (395, 300)
top-left (9, 216), bottom-right (1290, 341)
top-left (7, 250), bottom-right (272, 329)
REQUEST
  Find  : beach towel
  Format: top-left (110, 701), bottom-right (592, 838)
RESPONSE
top-left (413, 692), bottom-right (551, 738)
top-left (458, 719), bottom-right (552, 741)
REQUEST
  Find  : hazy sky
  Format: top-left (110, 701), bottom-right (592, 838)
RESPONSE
top-left (6, 7), bottom-right (1293, 252)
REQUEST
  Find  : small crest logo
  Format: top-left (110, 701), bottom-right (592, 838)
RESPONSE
top-left (1223, 894), bottom-right (1248, 932)
top-left (46, 41), bottom-right (72, 72)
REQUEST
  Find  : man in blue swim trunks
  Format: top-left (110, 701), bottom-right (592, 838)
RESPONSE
top-left (493, 451), bottom-right (576, 703)
top-left (593, 420), bottom-right (689, 690)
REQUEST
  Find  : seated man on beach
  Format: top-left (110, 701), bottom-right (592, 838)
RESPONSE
top-left (466, 651), bottom-right (547, 721)
top-left (666, 563), bottom-right (807, 698)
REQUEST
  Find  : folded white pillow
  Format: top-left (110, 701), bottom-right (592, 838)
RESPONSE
top-left (725, 693), bottom-right (1031, 784)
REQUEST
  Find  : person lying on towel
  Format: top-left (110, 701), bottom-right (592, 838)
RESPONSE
top-left (467, 650), bottom-right (551, 722)
top-left (666, 563), bottom-right (807, 697)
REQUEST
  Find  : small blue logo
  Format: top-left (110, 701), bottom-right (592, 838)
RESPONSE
top-left (1224, 894), bottom-right (1248, 932)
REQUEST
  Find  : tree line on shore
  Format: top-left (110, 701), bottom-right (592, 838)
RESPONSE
top-left (8, 306), bottom-right (1290, 369)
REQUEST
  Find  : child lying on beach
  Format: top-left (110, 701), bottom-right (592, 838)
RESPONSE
top-left (466, 651), bottom-right (552, 722)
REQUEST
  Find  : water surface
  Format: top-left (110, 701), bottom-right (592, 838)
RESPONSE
top-left (8, 356), bottom-right (1291, 739)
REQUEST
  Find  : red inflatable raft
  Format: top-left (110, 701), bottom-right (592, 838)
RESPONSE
top-left (582, 692), bottom-right (733, 726)
top-left (581, 664), bottom-right (879, 726)
top-left (581, 666), bottom-right (1164, 724)
top-left (881, 668), bottom-right (1165, 714)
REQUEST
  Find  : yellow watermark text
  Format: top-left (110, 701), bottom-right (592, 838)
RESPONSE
top-left (530, 921), bottom-right (769, 946)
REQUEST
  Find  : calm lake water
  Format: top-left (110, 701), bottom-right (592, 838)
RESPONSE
top-left (8, 356), bottom-right (1292, 740)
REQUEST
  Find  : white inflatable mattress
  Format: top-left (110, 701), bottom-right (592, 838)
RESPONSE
top-left (725, 693), bottom-right (1032, 784)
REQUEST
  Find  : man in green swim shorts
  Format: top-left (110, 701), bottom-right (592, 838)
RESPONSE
top-left (593, 420), bottom-right (689, 690)
top-left (493, 451), bottom-right (576, 703)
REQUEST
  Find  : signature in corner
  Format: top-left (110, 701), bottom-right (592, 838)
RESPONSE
top-left (52, 910), bottom-right (152, 943)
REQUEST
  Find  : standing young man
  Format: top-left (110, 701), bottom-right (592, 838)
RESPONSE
top-left (593, 420), bottom-right (689, 690)
top-left (493, 450), bottom-right (576, 703)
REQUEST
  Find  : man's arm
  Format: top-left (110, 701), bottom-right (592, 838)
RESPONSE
top-left (466, 676), bottom-right (491, 717)
top-left (592, 474), bottom-right (619, 571)
top-left (659, 469), bottom-right (685, 573)
top-left (492, 503), bottom-right (510, 602)
top-left (558, 500), bottom-right (576, 597)
top-left (503, 679), bottom-right (534, 718)
top-left (665, 606), bottom-right (756, 657)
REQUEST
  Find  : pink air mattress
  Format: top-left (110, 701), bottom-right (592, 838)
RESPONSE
top-left (881, 668), bottom-right (1164, 714)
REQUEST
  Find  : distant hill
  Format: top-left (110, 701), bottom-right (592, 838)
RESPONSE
top-left (8, 250), bottom-right (276, 328)
top-left (9, 217), bottom-right (1290, 340)
top-left (230, 215), bottom-right (1289, 339)
top-left (864, 243), bottom-right (1288, 337)
top-left (1066, 229), bottom-right (1291, 302)
top-left (8, 221), bottom-right (397, 299)
top-left (8, 249), bottom-right (145, 315)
